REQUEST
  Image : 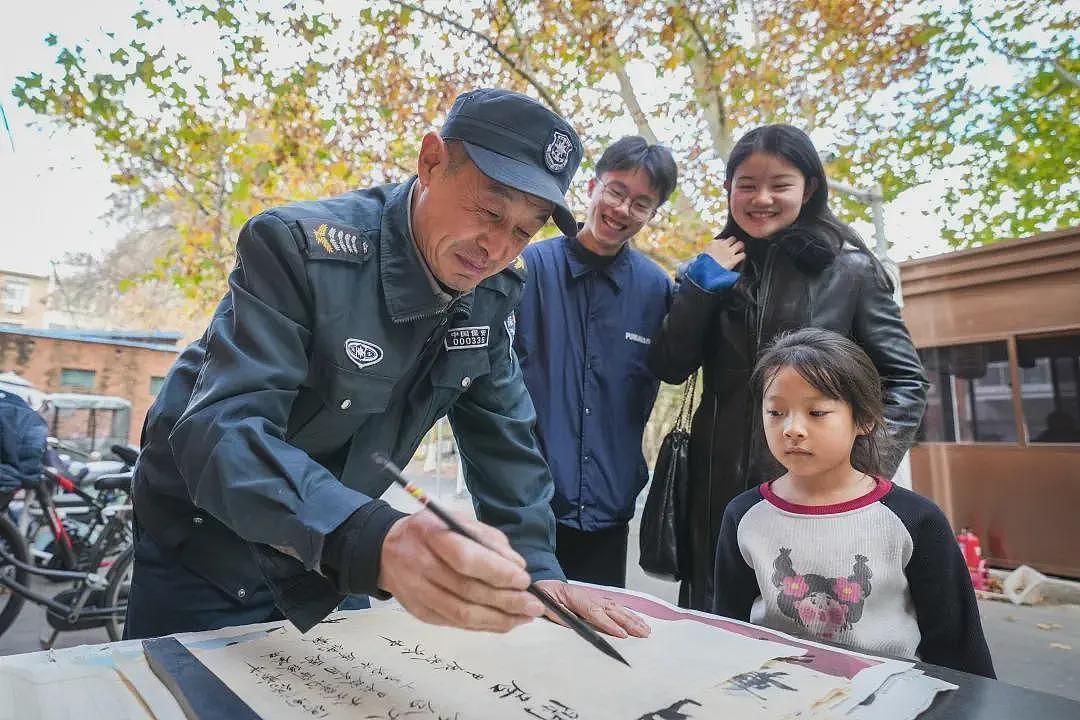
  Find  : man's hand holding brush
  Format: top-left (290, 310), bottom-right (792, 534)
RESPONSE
top-left (377, 509), bottom-right (651, 640)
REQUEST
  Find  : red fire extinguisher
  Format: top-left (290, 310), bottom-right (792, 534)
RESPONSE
top-left (957, 527), bottom-right (988, 591)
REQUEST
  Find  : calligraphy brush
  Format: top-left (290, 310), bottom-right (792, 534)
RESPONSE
top-left (372, 452), bottom-right (631, 667)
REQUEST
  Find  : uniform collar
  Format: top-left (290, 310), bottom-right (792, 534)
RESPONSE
top-left (563, 228), bottom-right (631, 292)
top-left (379, 177), bottom-right (473, 323)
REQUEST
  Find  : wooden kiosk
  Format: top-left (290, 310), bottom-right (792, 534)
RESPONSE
top-left (900, 227), bottom-right (1080, 578)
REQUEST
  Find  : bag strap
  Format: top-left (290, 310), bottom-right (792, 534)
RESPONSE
top-left (674, 371), bottom-right (698, 432)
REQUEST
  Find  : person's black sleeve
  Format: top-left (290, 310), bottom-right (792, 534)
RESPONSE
top-left (320, 500), bottom-right (408, 597)
top-left (712, 491), bottom-right (762, 621)
top-left (648, 265), bottom-right (726, 384)
top-left (167, 212), bottom-right (373, 571)
top-left (850, 254), bottom-right (929, 475)
top-left (884, 489), bottom-right (996, 678)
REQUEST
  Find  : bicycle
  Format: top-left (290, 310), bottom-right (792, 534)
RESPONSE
top-left (13, 443), bottom-right (137, 569)
top-left (0, 465), bottom-right (134, 647)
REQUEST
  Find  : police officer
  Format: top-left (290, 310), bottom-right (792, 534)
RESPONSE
top-left (126, 88), bottom-right (651, 641)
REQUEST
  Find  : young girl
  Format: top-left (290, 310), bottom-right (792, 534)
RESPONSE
top-left (648, 124), bottom-right (928, 611)
top-left (713, 328), bottom-right (994, 677)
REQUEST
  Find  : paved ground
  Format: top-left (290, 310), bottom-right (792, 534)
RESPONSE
top-left (2, 461), bottom-right (1077, 703)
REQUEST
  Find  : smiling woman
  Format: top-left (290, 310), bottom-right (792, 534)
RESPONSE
top-left (727, 153), bottom-right (815, 241)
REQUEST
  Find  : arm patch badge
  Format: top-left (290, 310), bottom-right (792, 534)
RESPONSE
top-left (296, 219), bottom-right (373, 264)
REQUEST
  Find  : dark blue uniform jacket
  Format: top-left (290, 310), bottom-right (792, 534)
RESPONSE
top-left (133, 179), bottom-right (563, 631)
top-left (514, 236), bottom-right (672, 530)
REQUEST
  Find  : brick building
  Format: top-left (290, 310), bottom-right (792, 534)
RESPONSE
top-left (0, 269), bottom-right (49, 328)
top-left (0, 327), bottom-right (181, 445)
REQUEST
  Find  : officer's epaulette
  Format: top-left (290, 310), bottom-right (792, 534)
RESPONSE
top-left (294, 218), bottom-right (375, 264)
top-left (479, 254), bottom-right (526, 297)
top-left (502, 254), bottom-right (527, 282)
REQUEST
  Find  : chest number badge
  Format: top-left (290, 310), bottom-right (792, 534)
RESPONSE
top-left (445, 326), bottom-right (490, 351)
top-left (345, 338), bottom-right (384, 369)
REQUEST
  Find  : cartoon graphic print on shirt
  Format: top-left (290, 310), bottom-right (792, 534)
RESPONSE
top-left (771, 548), bottom-right (873, 641)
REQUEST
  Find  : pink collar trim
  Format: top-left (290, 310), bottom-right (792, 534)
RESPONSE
top-left (760, 477), bottom-right (892, 515)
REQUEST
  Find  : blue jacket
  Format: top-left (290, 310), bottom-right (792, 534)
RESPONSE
top-left (134, 179), bottom-right (563, 631)
top-left (514, 235), bottom-right (673, 530)
top-left (0, 391), bottom-right (46, 494)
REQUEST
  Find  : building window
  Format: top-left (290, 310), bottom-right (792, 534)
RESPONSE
top-left (1017, 333), bottom-right (1080, 444)
top-left (917, 341), bottom-right (1016, 443)
top-left (150, 376), bottom-right (165, 395)
top-left (60, 368), bottom-right (96, 390)
top-left (2, 278), bottom-right (30, 314)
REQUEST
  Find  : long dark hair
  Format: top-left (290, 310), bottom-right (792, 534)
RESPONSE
top-left (752, 328), bottom-right (892, 476)
top-left (721, 124), bottom-right (891, 288)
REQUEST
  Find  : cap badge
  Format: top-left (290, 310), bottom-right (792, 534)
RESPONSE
top-left (544, 130), bottom-right (573, 173)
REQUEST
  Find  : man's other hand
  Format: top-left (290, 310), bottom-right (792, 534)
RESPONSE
top-left (534, 580), bottom-right (651, 639)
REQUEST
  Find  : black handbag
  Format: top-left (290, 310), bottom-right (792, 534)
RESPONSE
top-left (638, 371), bottom-right (696, 580)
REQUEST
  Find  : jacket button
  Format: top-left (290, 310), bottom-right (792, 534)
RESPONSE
top-left (460, 377), bottom-right (471, 389)
top-left (340, 398), bottom-right (352, 410)
top-left (237, 587), bottom-right (247, 599)
top-left (192, 516), bottom-right (204, 527)
top-left (584, 407), bottom-right (591, 415)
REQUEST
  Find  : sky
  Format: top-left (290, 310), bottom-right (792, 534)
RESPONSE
top-left (0, 2), bottom-right (988, 278)
top-left (0, 3), bottom-right (140, 277)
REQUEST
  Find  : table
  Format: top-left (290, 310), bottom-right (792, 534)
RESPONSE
top-left (606, 585), bottom-right (1080, 719)
top-left (2, 590), bottom-right (1078, 719)
top-left (917, 662), bottom-right (1080, 718)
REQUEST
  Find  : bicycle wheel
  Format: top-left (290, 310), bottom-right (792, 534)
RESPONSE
top-left (0, 515), bottom-right (29, 638)
top-left (103, 545), bottom-right (133, 642)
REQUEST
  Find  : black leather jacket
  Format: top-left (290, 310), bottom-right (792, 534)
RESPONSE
top-left (648, 239), bottom-right (928, 610)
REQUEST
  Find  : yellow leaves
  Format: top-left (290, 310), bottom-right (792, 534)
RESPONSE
top-left (19, 0), bottom-right (1070, 304)
top-left (110, 172), bottom-right (139, 186)
top-left (329, 160), bottom-right (350, 180)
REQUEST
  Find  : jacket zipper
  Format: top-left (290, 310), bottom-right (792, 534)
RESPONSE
top-left (742, 245), bottom-right (776, 490)
top-left (393, 307), bottom-right (446, 324)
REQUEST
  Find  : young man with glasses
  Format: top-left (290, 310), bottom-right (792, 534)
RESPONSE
top-left (513, 136), bottom-right (677, 587)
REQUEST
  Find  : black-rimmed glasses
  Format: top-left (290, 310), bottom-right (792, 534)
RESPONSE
top-left (596, 178), bottom-right (658, 222)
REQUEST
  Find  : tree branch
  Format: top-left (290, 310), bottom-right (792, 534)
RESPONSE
top-left (611, 63), bottom-right (657, 143)
top-left (389, 1), bottom-right (561, 112)
top-left (501, 0), bottom-right (530, 73)
top-left (971, 18), bottom-right (1080, 89)
top-left (683, 11), bottom-right (733, 156)
top-left (1051, 59), bottom-right (1080, 90)
top-left (606, 54), bottom-right (710, 241)
top-left (152, 157), bottom-right (214, 217)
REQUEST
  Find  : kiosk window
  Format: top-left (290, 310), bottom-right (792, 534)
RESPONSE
top-left (1018, 333), bottom-right (1080, 444)
top-left (917, 341), bottom-right (1016, 443)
